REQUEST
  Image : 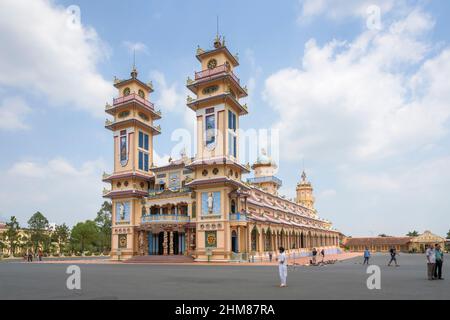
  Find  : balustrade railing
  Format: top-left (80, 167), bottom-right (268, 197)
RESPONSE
top-left (141, 214), bottom-right (190, 223)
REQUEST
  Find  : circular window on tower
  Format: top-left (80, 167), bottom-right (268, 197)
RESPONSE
top-left (123, 87), bottom-right (131, 96)
top-left (213, 168), bottom-right (219, 175)
top-left (124, 181), bottom-right (129, 187)
top-left (207, 59), bottom-right (217, 70)
top-left (140, 182), bottom-right (145, 188)
top-left (202, 169), bottom-right (208, 177)
top-left (116, 181), bottom-right (122, 188)
top-left (138, 89), bottom-right (145, 99)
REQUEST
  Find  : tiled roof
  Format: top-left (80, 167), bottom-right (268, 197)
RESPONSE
top-left (344, 237), bottom-right (412, 246)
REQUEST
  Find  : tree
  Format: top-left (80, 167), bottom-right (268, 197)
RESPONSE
top-left (28, 211), bottom-right (49, 252)
top-left (5, 216), bottom-right (20, 255)
top-left (54, 224), bottom-right (70, 254)
top-left (95, 201), bottom-right (112, 252)
top-left (71, 220), bottom-right (99, 253)
top-left (407, 231), bottom-right (419, 237)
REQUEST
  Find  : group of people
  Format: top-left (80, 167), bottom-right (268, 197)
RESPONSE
top-left (23, 249), bottom-right (43, 262)
top-left (426, 244), bottom-right (444, 280)
top-left (363, 244), bottom-right (444, 280)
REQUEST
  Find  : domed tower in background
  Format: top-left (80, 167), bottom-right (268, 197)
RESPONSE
top-left (296, 170), bottom-right (316, 213)
top-left (247, 149), bottom-right (282, 195)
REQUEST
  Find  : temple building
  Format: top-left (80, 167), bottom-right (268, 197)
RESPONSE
top-left (103, 36), bottom-right (340, 261)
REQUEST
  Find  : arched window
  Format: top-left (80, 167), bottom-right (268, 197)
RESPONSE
top-left (123, 87), bottom-right (130, 96)
top-left (138, 89), bottom-right (145, 99)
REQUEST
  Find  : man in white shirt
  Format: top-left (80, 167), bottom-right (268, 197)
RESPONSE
top-left (426, 245), bottom-right (436, 280)
top-left (277, 247), bottom-right (288, 287)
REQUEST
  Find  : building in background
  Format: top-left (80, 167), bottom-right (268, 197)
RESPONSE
top-left (103, 36), bottom-right (340, 262)
top-left (343, 231), bottom-right (446, 253)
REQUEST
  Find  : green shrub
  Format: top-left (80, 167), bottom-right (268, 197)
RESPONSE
top-left (85, 251), bottom-right (92, 256)
top-left (75, 252), bottom-right (82, 256)
top-left (94, 252), bottom-right (101, 256)
top-left (3, 254), bottom-right (10, 258)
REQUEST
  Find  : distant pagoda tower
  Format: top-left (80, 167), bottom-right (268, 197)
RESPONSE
top-left (103, 66), bottom-right (161, 260)
top-left (247, 149), bottom-right (282, 196)
top-left (185, 34), bottom-right (250, 261)
top-left (296, 170), bottom-right (315, 213)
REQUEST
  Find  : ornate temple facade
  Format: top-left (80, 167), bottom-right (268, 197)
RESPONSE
top-left (103, 37), bottom-right (340, 261)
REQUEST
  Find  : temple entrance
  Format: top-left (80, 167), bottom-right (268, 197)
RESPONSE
top-left (231, 230), bottom-right (238, 253)
top-left (147, 230), bottom-right (186, 255)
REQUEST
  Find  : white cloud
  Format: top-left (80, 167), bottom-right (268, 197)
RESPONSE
top-left (151, 71), bottom-right (184, 113)
top-left (150, 70), bottom-right (195, 132)
top-left (0, 0), bottom-right (114, 118)
top-left (0, 157), bottom-right (107, 226)
top-left (264, 9), bottom-right (449, 163)
top-left (298, 0), bottom-right (400, 21)
top-left (264, 7), bottom-right (450, 236)
top-left (123, 41), bottom-right (149, 55)
top-left (0, 97), bottom-right (31, 131)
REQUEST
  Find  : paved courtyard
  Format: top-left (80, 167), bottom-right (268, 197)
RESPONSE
top-left (0, 253), bottom-right (448, 300)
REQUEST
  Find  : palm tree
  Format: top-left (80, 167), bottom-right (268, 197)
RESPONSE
top-left (407, 231), bottom-right (419, 237)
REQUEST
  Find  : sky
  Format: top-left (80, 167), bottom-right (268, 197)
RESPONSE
top-left (0, 0), bottom-right (449, 237)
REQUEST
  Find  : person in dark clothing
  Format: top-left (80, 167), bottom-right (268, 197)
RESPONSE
top-left (312, 248), bottom-right (318, 264)
top-left (388, 247), bottom-right (399, 266)
top-left (320, 249), bottom-right (325, 262)
top-left (434, 244), bottom-right (444, 280)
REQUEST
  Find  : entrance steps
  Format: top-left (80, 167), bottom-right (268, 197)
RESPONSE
top-left (124, 255), bottom-right (195, 264)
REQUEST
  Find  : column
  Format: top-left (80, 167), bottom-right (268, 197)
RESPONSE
top-left (237, 226), bottom-right (241, 253)
top-left (163, 231), bottom-right (168, 255)
top-left (169, 231), bottom-right (174, 255)
top-left (159, 207), bottom-right (163, 215)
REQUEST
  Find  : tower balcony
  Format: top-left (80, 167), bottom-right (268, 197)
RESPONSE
top-left (188, 64), bottom-right (248, 98)
top-left (141, 214), bottom-right (190, 224)
top-left (247, 176), bottom-right (283, 187)
top-left (106, 93), bottom-right (162, 120)
top-left (195, 64), bottom-right (240, 83)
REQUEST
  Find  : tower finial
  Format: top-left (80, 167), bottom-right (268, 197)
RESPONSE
top-left (131, 48), bottom-right (138, 79)
top-left (214, 16), bottom-right (223, 49)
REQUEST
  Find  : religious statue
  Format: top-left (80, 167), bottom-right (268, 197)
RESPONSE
top-left (207, 192), bottom-right (214, 214)
top-left (138, 231), bottom-right (144, 255)
top-left (119, 202), bottom-right (125, 220)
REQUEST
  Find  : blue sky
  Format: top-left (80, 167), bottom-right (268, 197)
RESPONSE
top-left (1, 0), bottom-right (450, 237)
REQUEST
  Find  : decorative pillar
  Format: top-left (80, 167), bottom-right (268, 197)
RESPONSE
top-left (169, 231), bottom-right (174, 255)
top-left (163, 231), bottom-right (168, 255)
top-left (237, 226), bottom-right (241, 253)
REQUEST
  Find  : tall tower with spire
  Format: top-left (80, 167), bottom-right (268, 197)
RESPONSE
top-left (296, 170), bottom-right (316, 213)
top-left (185, 35), bottom-right (250, 261)
top-left (103, 66), bottom-right (161, 259)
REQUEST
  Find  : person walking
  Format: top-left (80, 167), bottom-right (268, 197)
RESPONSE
top-left (434, 244), bottom-right (444, 280)
top-left (269, 251), bottom-right (273, 263)
top-left (363, 247), bottom-right (371, 265)
top-left (276, 247), bottom-right (288, 287)
top-left (426, 245), bottom-right (436, 280)
top-left (320, 249), bottom-right (325, 262)
top-left (388, 247), bottom-right (399, 267)
top-left (38, 249), bottom-right (43, 262)
top-left (312, 248), bottom-right (317, 265)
